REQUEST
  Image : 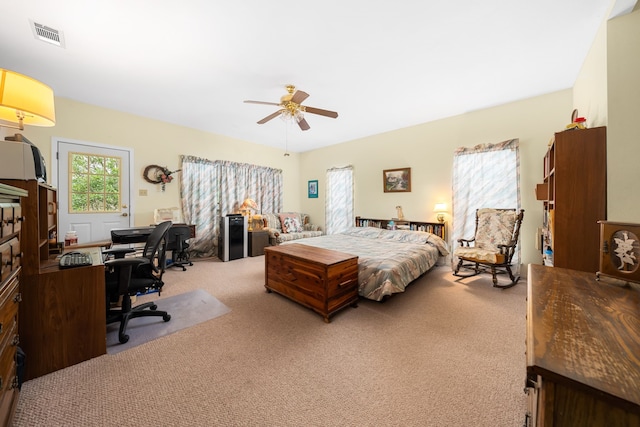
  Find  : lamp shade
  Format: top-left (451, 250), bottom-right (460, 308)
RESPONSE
top-left (0, 69), bottom-right (55, 127)
top-left (240, 198), bottom-right (258, 210)
top-left (434, 203), bottom-right (447, 212)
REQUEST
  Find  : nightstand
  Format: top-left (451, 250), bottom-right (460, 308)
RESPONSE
top-left (248, 230), bottom-right (269, 256)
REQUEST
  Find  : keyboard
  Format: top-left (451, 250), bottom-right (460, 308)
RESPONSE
top-left (59, 251), bottom-right (93, 269)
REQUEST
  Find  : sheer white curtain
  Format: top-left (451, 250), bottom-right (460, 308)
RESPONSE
top-left (180, 155), bottom-right (283, 257)
top-left (452, 139), bottom-right (521, 271)
top-left (325, 166), bottom-right (354, 235)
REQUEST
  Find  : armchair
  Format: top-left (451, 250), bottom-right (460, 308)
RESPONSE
top-left (453, 208), bottom-right (524, 289)
top-left (104, 220), bottom-right (172, 344)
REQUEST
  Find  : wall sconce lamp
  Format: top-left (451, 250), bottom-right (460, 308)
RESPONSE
top-left (0, 69), bottom-right (56, 130)
top-left (434, 203), bottom-right (447, 223)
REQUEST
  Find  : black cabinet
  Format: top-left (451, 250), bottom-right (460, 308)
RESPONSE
top-left (248, 230), bottom-right (269, 257)
top-left (218, 215), bottom-right (247, 261)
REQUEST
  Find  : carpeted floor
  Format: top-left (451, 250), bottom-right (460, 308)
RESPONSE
top-left (13, 256), bottom-right (528, 426)
top-left (107, 288), bottom-right (231, 354)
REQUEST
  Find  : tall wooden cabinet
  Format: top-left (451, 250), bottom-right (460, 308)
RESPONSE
top-left (0, 180), bottom-right (106, 381)
top-left (0, 183), bottom-right (26, 427)
top-left (538, 127), bottom-right (606, 273)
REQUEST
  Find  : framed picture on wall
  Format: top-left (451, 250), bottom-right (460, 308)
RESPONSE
top-left (308, 180), bottom-right (318, 198)
top-left (383, 168), bottom-right (411, 192)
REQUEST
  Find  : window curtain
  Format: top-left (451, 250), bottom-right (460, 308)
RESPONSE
top-left (325, 166), bottom-right (354, 235)
top-left (180, 155), bottom-right (283, 257)
top-left (451, 139), bottom-right (521, 272)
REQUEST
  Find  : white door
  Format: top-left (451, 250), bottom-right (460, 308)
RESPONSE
top-left (53, 139), bottom-right (132, 244)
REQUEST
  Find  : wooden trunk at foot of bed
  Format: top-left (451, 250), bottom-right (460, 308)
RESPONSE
top-left (264, 243), bottom-right (359, 323)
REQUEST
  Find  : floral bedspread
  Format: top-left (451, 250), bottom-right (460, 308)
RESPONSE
top-left (282, 227), bottom-right (450, 301)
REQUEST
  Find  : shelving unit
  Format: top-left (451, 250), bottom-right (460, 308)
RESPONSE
top-left (0, 179), bottom-right (106, 380)
top-left (0, 180), bottom-right (57, 275)
top-left (355, 216), bottom-right (445, 240)
top-left (536, 127), bottom-right (606, 273)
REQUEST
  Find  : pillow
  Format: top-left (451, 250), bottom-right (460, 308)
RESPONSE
top-left (279, 213), bottom-right (303, 233)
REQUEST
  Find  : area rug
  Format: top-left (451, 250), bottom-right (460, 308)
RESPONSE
top-left (106, 289), bottom-right (231, 354)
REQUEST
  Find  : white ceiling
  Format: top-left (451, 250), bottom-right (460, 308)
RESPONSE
top-left (0, 0), bottom-right (636, 153)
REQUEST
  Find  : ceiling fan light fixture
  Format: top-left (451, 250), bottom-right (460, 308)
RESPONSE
top-left (245, 84), bottom-right (338, 131)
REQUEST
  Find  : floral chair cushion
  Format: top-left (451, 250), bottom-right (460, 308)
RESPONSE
top-left (474, 208), bottom-right (517, 251)
top-left (454, 208), bottom-right (518, 263)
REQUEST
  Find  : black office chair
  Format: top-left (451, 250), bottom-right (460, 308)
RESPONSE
top-left (104, 220), bottom-right (172, 344)
top-left (166, 224), bottom-right (193, 271)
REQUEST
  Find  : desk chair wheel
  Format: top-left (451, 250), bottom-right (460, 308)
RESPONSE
top-left (119, 334), bottom-right (130, 344)
top-left (150, 304), bottom-right (171, 321)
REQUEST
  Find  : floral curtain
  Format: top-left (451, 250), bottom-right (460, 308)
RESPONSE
top-left (325, 166), bottom-right (354, 234)
top-left (451, 139), bottom-right (521, 272)
top-left (180, 156), bottom-right (283, 257)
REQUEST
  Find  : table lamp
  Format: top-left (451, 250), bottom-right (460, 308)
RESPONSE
top-left (434, 203), bottom-right (447, 223)
top-left (240, 198), bottom-right (258, 230)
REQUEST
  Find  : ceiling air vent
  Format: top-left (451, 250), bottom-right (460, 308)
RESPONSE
top-left (30, 20), bottom-right (65, 48)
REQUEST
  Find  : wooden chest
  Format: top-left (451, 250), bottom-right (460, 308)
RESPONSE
top-left (264, 243), bottom-right (358, 322)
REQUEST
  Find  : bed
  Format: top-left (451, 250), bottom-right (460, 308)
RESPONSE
top-left (282, 227), bottom-right (449, 301)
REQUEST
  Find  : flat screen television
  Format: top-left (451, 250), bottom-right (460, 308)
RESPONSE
top-left (3, 133), bottom-right (47, 182)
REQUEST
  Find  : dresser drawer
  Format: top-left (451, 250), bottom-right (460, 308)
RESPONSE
top-left (0, 273), bottom-right (19, 346)
top-left (0, 242), bottom-right (10, 283)
top-left (0, 203), bottom-right (20, 238)
top-left (9, 238), bottom-right (20, 271)
top-left (0, 335), bottom-right (17, 412)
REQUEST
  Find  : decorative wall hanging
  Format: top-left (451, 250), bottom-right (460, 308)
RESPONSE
top-left (383, 168), bottom-right (411, 192)
top-left (143, 165), bottom-right (181, 191)
top-left (308, 180), bottom-right (318, 198)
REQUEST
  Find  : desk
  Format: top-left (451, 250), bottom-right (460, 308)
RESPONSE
top-left (21, 247), bottom-right (106, 380)
top-left (111, 224), bottom-right (196, 244)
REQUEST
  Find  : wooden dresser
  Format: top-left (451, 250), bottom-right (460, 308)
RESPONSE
top-left (525, 264), bottom-right (640, 426)
top-left (264, 243), bottom-right (358, 322)
top-left (0, 183), bottom-right (27, 427)
top-left (1, 179), bottom-right (106, 381)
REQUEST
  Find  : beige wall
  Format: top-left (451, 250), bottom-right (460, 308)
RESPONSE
top-left (2, 8), bottom-right (635, 269)
top-left (607, 8), bottom-right (640, 221)
top-left (2, 98), bottom-right (302, 226)
top-left (573, 9), bottom-right (609, 127)
top-left (299, 90), bottom-right (572, 267)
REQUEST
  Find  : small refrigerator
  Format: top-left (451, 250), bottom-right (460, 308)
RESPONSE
top-left (218, 215), bottom-right (247, 261)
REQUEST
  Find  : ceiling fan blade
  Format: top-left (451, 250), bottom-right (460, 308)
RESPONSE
top-left (244, 100), bottom-right (281, 107)
top-left (297, 117), bottom-right (310, 131)
top-left (257, 110), bottom-right (284, 124)
top-left (291, 90), bottom-right (309, 104)
top-left (304, 106), bottom-right (338, 119)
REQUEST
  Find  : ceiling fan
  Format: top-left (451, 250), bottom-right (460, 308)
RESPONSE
top-left (244, 84), bottom-right (338, 131)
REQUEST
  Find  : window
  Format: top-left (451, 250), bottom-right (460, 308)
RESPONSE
top-left (452, 139), bottom-right (521, 270)
top-left (69, 153), bottom-right (121, 213)
top-left (325, 166), bottom-right (354, 235)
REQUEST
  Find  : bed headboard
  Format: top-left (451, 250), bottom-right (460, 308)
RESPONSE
top-left (355, 216), bottom-right (445, 240)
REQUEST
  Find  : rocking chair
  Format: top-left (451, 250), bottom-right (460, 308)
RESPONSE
top-left (453, 208), bottom-right (524, 289)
